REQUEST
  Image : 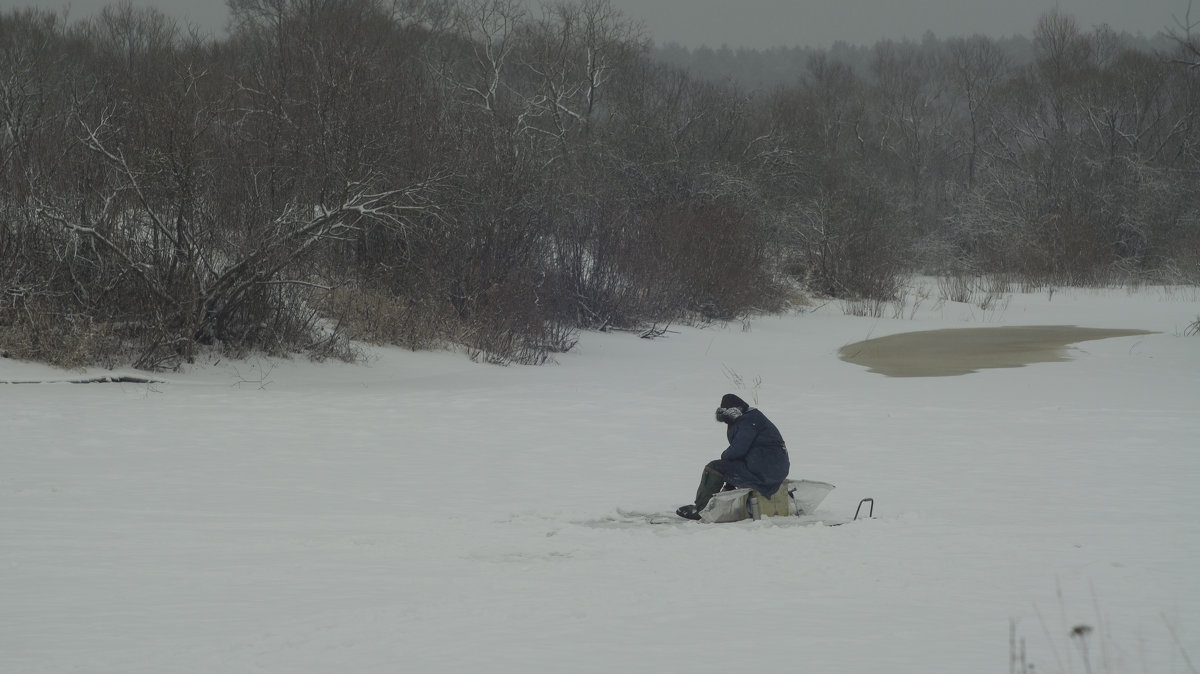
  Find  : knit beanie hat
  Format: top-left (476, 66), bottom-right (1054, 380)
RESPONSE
top-left (720, 393), bottom-right (749, 411)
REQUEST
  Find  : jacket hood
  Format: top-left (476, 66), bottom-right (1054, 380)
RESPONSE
top-left (716, 406), bottom-right (754, 424)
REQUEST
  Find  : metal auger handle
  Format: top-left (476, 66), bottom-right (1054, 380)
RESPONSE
top-left (853, 498), bottom-right (874, 521)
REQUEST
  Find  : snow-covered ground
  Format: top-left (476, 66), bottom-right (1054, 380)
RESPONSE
top-left (3, 282), bottom-right (1198, 674)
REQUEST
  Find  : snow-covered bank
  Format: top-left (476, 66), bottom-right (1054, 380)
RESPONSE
top-left (3, 284), bottom-right (1198, 673)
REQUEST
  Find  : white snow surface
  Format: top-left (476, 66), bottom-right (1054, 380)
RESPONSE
top-left (3, 283), bottom-right (1199, 673)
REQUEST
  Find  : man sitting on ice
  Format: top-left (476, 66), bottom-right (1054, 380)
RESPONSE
top-left (676, 394), bottom-right (791, 520)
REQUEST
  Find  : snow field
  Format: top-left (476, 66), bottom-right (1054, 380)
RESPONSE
top-left (2, 283), bottom-right (1198, 673)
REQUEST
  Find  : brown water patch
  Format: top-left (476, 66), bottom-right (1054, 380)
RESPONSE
top-left (839, 326), bottom-right (1155, 377)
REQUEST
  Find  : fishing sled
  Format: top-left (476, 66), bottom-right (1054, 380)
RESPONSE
top-left (698, 479), bottom-right (837, 523)
top-left (604, 480), bottom-right (874, 527)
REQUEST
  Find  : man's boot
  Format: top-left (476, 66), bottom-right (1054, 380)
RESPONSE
top-left (676, 465), bottom-right (726, 520)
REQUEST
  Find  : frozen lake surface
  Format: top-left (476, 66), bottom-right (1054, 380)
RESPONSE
top-left (3, 282), bottom-right (1198, 674)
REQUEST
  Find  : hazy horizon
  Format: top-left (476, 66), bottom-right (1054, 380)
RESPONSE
top-left (2, 0), bottom-right (1192, 49)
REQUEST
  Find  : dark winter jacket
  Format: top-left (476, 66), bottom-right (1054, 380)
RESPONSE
top-left (720, 408), bottom-right (790, 497)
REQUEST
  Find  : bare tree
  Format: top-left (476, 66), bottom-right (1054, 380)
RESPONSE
top-left (444, 0), bottom-right (526, 115)
top-left (946, 35), bottom-right (1009, 187)
top-left (868, 38), bottom-right (954, 207)
top-left (1167, 0), bottom-right (1200, 69)
top-left (515, 0), bottom-right (644, 159)
top-left (1033, 9), bottom-right (1092, 135)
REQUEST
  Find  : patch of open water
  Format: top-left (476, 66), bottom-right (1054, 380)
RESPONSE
top-left (838, 325), bottom-right (1155, 377)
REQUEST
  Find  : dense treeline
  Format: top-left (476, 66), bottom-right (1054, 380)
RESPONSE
top-left (1, 0), bottom-right (1198, 369)
top-left (653, 32), bottom-right (1181, 93)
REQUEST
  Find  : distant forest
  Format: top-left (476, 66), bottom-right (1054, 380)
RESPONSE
top-left (652, 32), bottom-right (1179, 92)
top-left (1, 0), bottom-right (1198, 369)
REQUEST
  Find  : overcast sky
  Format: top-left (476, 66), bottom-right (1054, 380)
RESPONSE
top-left (3, 0), bottom-right (1192, 48)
